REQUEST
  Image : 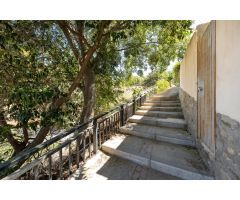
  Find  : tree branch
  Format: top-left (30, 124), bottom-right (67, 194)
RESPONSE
top-left (22, 125), bottom-right (29, 145)
top-left (115, 41), bottom-right (159, 51)
top-left (28, 21), bottom-right (108, 150)
top-left (94, 21), bottom-right (111, 47)
top-left (75, 21), bottom-right (91, 48)
top-left (103, 21), bottom-right (129, 36)
top-left (0, 112), bottom-right (25, 153)
top-left (57, 21), bottom-right (81, 65)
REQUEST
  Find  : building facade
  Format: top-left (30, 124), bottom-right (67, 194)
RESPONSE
top-left (180, 20), bottom-right (240, 179)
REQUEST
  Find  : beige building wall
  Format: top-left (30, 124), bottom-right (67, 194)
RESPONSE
top-left (180, 32), bottom-right (198, 100)
top-left (216, 21), bottom-right (240, 122)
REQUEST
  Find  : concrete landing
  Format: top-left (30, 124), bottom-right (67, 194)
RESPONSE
top-left (102, 134), bottom-right (213, 180)
top-left (69, 151), bottom-right (180, 180)
top-left (128, 115), bottom-right (187, 129)
top-left (135, 110), bottom-right (184, 119)
top-left (120, 123), bottom-right (195, 147)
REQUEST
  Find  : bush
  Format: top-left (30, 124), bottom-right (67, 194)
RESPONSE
top-left (132, 87), bottom-right (143, 98)
top-left (172, 62), bottom-right (180, 86)
top-left (156, 79), bottom-right (170, 93)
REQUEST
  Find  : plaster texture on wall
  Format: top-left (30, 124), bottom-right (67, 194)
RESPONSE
top-left (216, 20), bottom-right (240, 123)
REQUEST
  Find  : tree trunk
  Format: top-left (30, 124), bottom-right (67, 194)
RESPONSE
top-left (80, 66), bottom-right (96, 123)
top-left (0, 112), bottom-right (26, 154)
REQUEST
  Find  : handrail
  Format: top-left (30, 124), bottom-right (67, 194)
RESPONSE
top-left (0, 86), bottom-right (156, 179)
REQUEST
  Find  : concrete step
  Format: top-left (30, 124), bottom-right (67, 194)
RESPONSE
top-left (102, 134), bottom-right (213, 180)
top-left (120, 123), bottom-right (195, 147)
top-left (140, 106), bottom-right (182, 112)
top-left (143, 102), bottom-right (181, 107)
top-left (128, 115), bottom-right (187, 129)
top-left (70, 151), bottom-right (180, 180)
top-left (148, 96), bottom-right (179, 101)
top-left (145, 100), bottom-right (180, 104)
top-left (135, 110), bottom-right (184, 119)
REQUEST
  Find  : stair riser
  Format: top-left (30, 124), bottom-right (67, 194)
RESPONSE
top-left (148, 97), bottom-right (179, 101)
top-left (135, 111), bottom-right (184, 119)
top-left (145, 100), bottom-right (180, 104)
top-left (140, 107), bottom-right (182, 112)
top-left (128, 118), bottom-right (187, 129)
top-left (143, 103), bottom-right (181, 107)
top-left (102, 146), bottom-right (149, 167)
top-left (102, 146), bottom-right (213, 180)
top-left (150, 161), bottom-right (213, 180)
top-left (119, 128), bottom-right (195, 147)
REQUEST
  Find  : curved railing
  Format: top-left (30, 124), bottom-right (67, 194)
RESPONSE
top-left (0, 86), bottom-right (156, 180)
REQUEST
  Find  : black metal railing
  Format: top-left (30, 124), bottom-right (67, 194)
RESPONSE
top-left (0, 86), bottom-right (156, 180)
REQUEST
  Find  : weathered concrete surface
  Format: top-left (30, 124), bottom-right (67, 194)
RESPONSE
top-left (120, 123), bottom-right (195, 147)
top-left (143, 102), bottom-right (181, 107)
top-left (102, 134), bottom-right (213, 180)
top-left (145, 100), bottom-right (180, 104)
top-left (128, 115), bottom-right (187, 129)
top-left (153, 87), bottom-right (180, 98)
top-left (148, 96), bottom-right (179, 101)
top-left (69, 151), bottom-right (180, 180)
top-left (179, 88), bottom-right (197, 139)
top-left (135, 110), bottom-right (184, 119)
top-left (139, 106), bottom-right (182, 112)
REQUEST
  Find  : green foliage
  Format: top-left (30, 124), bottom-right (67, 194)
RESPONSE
top-left (172, 62), bottom-right (181, 86)
top-left (143, 70), bottom-right (173, 93)
top-left (161, 71), bottom-right (173, 86)
top-left (0, 141), bottom-right (13, 163)
top-left (123, 75), bottom-right (143, 87)
top-left (122, 20), bottom-right (192, 72)
top-left (0, 21), bottom-right (80, 141)
top-left (156, 79), bottom-right (170, 93)
top-left (132, 87), bottom-right (143, 98)
top-left (143, 70), bottom-right (162, 87)
top-left (0, 20), bottom-right (192, 161)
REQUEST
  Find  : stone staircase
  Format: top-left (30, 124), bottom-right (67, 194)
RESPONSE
top-left (101, 88), bottom-right (214, 180)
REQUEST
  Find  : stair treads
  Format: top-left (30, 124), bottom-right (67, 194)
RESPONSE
top-left (145, 100), bottom-right (180, 103)
top-left (143, 102), bottom-right (181, 107)
top-left (120, 123), bottom-right (194, 147)
top-left (135, 110), bottom-right (184, 119)
top-left (71, 151), bottom-right (181, 180)
top-left (148, 96), bottom-right (179, 101)
top-left (140, 106), bottom-right (182, 112)
top-left (128, 115), bottom-right (187, 129)
top-left (102, 134), bottom-right (213, 180)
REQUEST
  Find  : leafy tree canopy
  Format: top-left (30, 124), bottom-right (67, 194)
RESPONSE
top-left (0, 20), bottom-right (192, 160)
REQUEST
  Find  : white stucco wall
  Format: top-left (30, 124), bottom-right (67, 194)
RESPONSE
top-left (216, 21), bottom-right (240, 122)
top-left (180, 32), bottom-right (198, 100)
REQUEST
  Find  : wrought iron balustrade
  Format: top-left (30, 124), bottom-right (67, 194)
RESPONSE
top-left (0, 87), bottom-right (156, 180)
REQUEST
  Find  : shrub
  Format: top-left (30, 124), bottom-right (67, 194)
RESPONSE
top-left (156, 79), bottom-right (170, 93)
top-left (172, 62), bottom-right (180, 86)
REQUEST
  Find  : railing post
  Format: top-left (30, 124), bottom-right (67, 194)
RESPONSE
top-left (120, 104), bottom-right (124, 126)
top-left (93, 118), bottom-right (98, 154)
top-left (132, 98), bottom-right (136, 115)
